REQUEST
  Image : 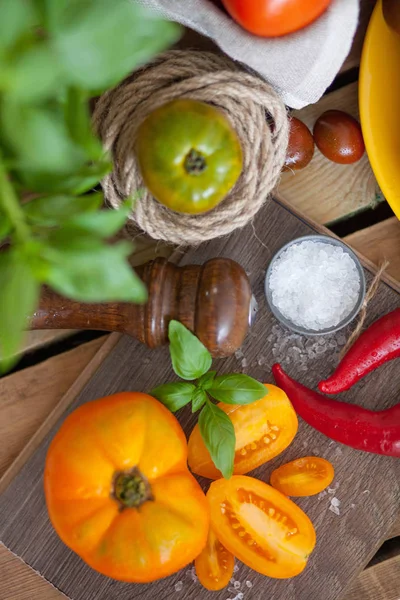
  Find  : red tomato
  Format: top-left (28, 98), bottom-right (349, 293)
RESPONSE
top-left (208, 476), bottom-right (316, 578)
top-left (270, 457), bottom-right (335, 496)
top-left (221, 0), bottom-right (333, 37)
top-left (284, 117), bottom-right (314, 171)
top-left (195, 528), bottom-right (235, 591)
top-left (313, 110), bottom-right (365, 164)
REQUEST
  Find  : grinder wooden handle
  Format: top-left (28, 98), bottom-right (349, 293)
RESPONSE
top-left (31, 257), bottom-right (252, 358)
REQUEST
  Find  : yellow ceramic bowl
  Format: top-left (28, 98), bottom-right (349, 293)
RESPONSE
top-left (359, 0), bottom-right (400, 219)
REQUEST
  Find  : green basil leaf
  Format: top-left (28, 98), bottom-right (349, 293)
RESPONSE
top-left (67, 203), bottom-right (130, 238)
top-left (43, 240), bottom-right (147, 303)
top-left (0, 0), bottom-right (36, 51)
top-left (0, 250), bottom-right (40, 371)
top-left (54, 1), bottom-right (180, 91)
top-left (192, 388), bottom-right (208, 413)
top-left (0, 210), bottom-right (12, 239)
top-left (198, 402), bottom-right (235, 479)
top-left (23, 193), bottom-right (103, 226)
top-left (8, 43), bottom-right (61, 103)
top-left (1, 102), bottom-right (85, 174)
top-left (151, 382), bottom-right (195, 412)
top-left (19, 159), bottom-right (111, 195)
top-left (63, 86), bottom-right (103, 160)
top-left (208, 374), bottom-right (267, 405)
top-left (168, 320), bottom-right (212, 381)
top-left (197, 370), bottom-right (216, 390)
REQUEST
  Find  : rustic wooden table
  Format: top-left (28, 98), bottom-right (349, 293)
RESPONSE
top-left (1, 1), bottom-right (399, 598)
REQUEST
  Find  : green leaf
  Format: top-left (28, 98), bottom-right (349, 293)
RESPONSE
top-left (198, 402), bottom-right (235, 479)
top-left (42, 239), bottom-right (147, 303)
top-left (67, 203), bottom-right (130, 238)
top-left (19, 159), bottom-right (111, 195)
top-left (208, 374), bottom-right (267, 405)
top-left (192, 388), bottom-right (207, 413)
top-left (151, 382), bottom-right (195, 412)
top-left (168, 320), bottom-right (212, 381)
top-left (0, 0), bottom-right (36, 51)
top-left (1, 102), bottom-right (85, 174)
top-left (53, 0), bottom-right (180, 91)
top-left (198, 371), bottom-right (216, 390)
top-left (0, 250), bottom-right (40, 371)
top-left (23, 193), bottom-right (103, 226)
top-left (63, 86), bottom-right (103, 160)
top-left (0, 210), bottom-right (12, 239)
top-left (8, 43), bottom-right (61, 102)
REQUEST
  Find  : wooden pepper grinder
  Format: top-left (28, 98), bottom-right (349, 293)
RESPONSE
top-left (31, 257), bottom-right (255, 358)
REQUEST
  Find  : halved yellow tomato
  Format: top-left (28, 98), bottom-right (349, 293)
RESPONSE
top-left (188, 384), bottom-right (298, 479)
top-left (270, 457), bottom-right (335, 497)
top-left (208, 476), bottom-right (316, 579)
top-left (195, 528), bottom-right (235, 591)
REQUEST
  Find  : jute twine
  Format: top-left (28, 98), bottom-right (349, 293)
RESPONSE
top-left (92, 50), bottom-right (289, 245)
top-left (340, 259), bottom-right (390, 358)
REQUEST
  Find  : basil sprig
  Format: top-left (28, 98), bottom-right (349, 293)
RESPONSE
top-left (0, 0), bottom-right (180, 371)
top-left (151, 321), bottom-right (267, 479)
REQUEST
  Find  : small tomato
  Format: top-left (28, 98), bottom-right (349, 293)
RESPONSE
top-left (188, 384), bottom-right (298, 479)
top-left (284, 117), bottom-right (314, 171)
top-left (221, 0), bottom-right (333, 37)
top-left (208, 476), bottom-right (316, 578)
top-left (313, 110), bottom-right (365, 164)
top-left (195, 528), bottom-right (235, 591)
top-left (270, 456), bottom-right (335, 496)
top-left (44, 392), bottom-right (209, 583)
top-left (136, 99), bottom-right (243, 215)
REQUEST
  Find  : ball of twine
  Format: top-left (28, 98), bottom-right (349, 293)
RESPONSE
top-left (92, 50), bottom-right (289, 246)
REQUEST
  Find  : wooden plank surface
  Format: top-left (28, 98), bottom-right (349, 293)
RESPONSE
top-left (345, 217), bottom-right (400, 282)
top-left (0, 337), bottom-right (105, 476)
top-left (343, 555), bottom-right (400, 600)
top-left (1, 198), bottom-right (399, 600)
top-left (278, 82), bottom-right (382, 225)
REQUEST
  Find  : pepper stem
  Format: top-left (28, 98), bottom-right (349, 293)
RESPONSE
top-left (113, 467), bottom-right (153, 509)
top-left (184, 148), bottom-right (207, 175)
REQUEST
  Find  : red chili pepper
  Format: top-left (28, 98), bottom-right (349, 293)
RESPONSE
top-left (319, 308), bottom-right (400, 394)
top-left (272, 363), bottom-right (400, 457)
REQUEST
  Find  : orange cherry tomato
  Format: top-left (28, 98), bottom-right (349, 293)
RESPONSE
top-left (195, 528), bottom-right (235, 591)
top-left (284, 117), bottom-right (314, 171)
top-left (208, 476), bottom-right (316, 578)
top-left (313, 110), bottom-right (365, 164)
top-left (188, 384), bottom-right (298, 479)
top-left (221, 0), bottom-right (333, 37)
top-left (270, 456), bottom-right (335, 497)
top-left (44, 393), bottom-right (209, 583)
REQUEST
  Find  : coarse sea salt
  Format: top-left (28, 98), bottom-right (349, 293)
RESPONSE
top-left (269, 241), bottom-right (361, 331)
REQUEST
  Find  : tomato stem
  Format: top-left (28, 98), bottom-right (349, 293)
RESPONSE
top-left (113, 467), bottom-right (153, 509)
top-left (184, 149), bottom-right (207, 175)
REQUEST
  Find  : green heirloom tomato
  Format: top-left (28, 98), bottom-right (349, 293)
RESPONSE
top-left (136, 99), bottom-right (243, 215)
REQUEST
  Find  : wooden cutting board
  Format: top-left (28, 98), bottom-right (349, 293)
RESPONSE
top-left (1, 197), bottom-right (399, 600)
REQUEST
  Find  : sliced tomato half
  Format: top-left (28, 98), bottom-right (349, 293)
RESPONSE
top-left (270, 457), bottom-right (335, 497)
top-left (208, 476), bottom-right (316, 579)
top-left (195, 528), bottom-right (235, 591)
top-left (188, 384), bottom-right (298, 479)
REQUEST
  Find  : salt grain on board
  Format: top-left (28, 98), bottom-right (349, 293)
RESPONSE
top-left (329, 497), bottom-right (341, 516)
top-left (174, 581), bottom-right (183, 592)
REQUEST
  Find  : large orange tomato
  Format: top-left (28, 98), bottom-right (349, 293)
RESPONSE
top-left (188, 384), bottom-right (298, 478)
top-left (208, 476), bottom-right (316, 578)
top-left (44, 392), bottom-right (209, 582)
top-left (195, 528), bottom-right (235, 591)
top-left (222, 0), bottom-right (333, 37)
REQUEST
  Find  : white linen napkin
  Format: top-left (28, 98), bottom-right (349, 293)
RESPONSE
top-left (137, 0), bottom-right (359, 109)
